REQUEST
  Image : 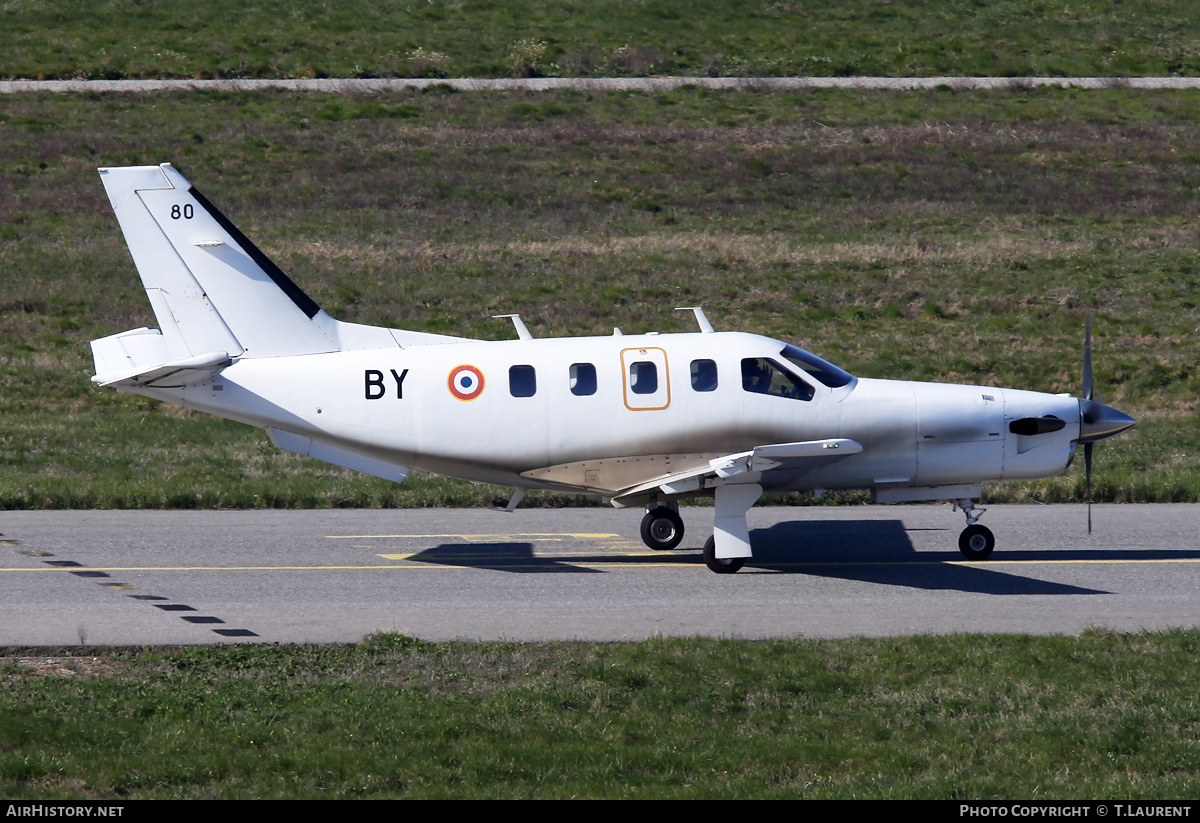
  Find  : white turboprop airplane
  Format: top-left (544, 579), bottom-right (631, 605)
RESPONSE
top-left (90, 163), bottom-right (1137, 573)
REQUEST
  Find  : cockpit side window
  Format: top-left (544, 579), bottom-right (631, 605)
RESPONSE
top-left (780, 343), bottom-right (854, 388)
top-left (741, 358), bottom-right (814, 401)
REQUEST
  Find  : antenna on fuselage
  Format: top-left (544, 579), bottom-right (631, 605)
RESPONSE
top-left (492, 314), bottom-right (532, 340)
top-left (676, 307), bottom-right (715, 333)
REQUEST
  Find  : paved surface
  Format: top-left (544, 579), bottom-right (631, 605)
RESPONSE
top-left (5, 77), bottom-right (1200, 94)
top-left (2, 505), bottom-right (1198, 645)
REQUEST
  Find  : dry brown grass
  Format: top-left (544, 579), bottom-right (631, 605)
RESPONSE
top-left (491, 233), bottom-right (1093, 265)
top-left (287, 233), bottom-right (1095, 280)
top-left (2, 655), bottom-right (122, 680)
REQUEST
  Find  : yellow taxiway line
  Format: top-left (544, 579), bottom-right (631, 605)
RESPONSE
top-left (326, 533), bottom-right (623, 540)
top-left (5, 558), bottom-right (1200, 573)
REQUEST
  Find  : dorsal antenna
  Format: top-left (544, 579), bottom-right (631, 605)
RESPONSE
top-left (675, 306), bottom-right (715, 333)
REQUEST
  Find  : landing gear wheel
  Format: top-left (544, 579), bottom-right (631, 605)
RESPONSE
top-left (703, 536), bottom-right (745, 574)
top-left (958, 524), bottom-right (995, 560)
top-left (641, 507), bottom-right (684, 551)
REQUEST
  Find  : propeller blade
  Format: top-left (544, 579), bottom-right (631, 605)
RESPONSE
top-left (1077, 317), bottom-right (1136, 536)
top-left (1085, 441), bottom-right (1093, 535)
top-left (1082, 315), bottom-right (1094, 402)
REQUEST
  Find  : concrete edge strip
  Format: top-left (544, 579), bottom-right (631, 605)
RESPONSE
top-left (5, 76), bottom-right (1200, 94)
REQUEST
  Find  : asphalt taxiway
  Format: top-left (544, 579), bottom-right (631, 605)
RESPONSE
top-left (2, 505), bottom-right (1198, 645)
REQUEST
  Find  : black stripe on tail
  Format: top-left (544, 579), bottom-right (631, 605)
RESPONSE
top-left (189, 186), bottom-right (321, 320)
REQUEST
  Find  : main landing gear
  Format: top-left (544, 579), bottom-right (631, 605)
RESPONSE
top-left (954, 498), bottom-right (995, 560)
top-left (640, 506), bottom-right (744, 572)
top-left (640, 485), bottom-right (761, 574)
top-left (641, 505), bottom-right (684, 551)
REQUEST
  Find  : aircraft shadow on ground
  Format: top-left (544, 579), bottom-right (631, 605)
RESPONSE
top-left (399, 518), bottom-right (1200, 593)
top-left (407, 542), bottom-right (606, 574)
top-left (744, 520), bottom-right (1117, 595)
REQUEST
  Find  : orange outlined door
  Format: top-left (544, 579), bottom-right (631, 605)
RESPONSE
top-left (620, 347), bottom-right (671, 411)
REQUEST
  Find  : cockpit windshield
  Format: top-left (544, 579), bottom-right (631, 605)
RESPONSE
top-left (780, 343), bottom-right (855, 388)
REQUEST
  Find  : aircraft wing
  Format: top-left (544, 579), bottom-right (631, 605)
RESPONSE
top-left (611, 438), bottom-right (862, 505)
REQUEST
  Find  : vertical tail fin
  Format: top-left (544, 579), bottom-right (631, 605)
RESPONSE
top-left (98, 164), bottom-right (335, 359)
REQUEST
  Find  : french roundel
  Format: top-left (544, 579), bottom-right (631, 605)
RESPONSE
top-left (447, 365), bottom-right (485, 401)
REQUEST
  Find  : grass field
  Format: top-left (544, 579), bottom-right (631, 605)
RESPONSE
top-left (1, 85), bottom-right (1197, 508)
top-left (3, 630), bottom-right (1199, 799)
top-left (5, 0), bottom-right (1200, 81)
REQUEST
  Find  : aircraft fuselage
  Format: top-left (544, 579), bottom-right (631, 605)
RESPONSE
top-left (126, 330), bottom-right (1080, 501)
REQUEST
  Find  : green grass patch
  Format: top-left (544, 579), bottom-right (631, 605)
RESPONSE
top-left (3, 0), bottom-right (1200, 80)
top-left (3, 630), bottom-right (1199, 798)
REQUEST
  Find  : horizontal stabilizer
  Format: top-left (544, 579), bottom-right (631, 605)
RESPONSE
top-left (90, 327), bottom-right (230, 388)
top-left (95, 351), bottom-right (232, 389)
top-left (267, 428), bottom-right (410, 485)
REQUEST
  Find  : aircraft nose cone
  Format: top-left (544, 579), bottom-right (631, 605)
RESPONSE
top-left (1078, 399), bottom-right (1136, 443)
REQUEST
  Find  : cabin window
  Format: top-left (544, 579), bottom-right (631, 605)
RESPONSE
top-left (741, 358), bottom-right (814, 401)
top-left (509, 365), bottom-right (537, 397)
top-left (629, 361), bottom-right (658, 395)
top-left (690, 359), bottom-right (718, 392)
top-left (570, 363), bottom-right (597, 396)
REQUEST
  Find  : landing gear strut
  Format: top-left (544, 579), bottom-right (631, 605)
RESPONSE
top-left (641, 505), bottom-right (684, 551)
top-left (702, 483), bottom-right (761, 574)
top-left (954, 498), bottom-right (995, 560)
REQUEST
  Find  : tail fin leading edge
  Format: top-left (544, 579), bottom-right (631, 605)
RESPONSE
top-left (98, 164), bottom-right (335, 360)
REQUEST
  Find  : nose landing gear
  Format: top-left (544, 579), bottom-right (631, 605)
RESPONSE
top-left (954, 499), bottom-right (995, 560)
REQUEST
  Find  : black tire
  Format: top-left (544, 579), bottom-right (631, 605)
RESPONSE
top-left (703, 535), bottom-right (745, 574)
top-left (641, 507), bottom-right (685, 551)
top-left (958, 523), bottom-right (996, 560)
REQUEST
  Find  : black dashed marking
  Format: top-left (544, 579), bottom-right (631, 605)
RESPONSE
top-left (15, 542), bottom-right (259, 640)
